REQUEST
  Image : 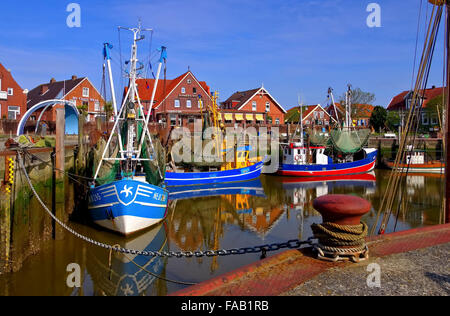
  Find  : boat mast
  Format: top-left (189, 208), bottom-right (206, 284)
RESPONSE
top-left (328, 87), bottom-right (339, 124)
top-left (445, 0), bottom-right (450, 223)
top-left (345, 84), bottom-right (352, 130)
top-left (299, 95), bottom-right (304, 146)
top-left (103, 43), bottom-right (118, 116)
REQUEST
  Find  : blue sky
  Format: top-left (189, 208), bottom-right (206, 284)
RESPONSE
top-left (0, 0), bottom-right (446, 109)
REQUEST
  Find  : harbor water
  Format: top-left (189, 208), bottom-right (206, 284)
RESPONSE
top-left (0, 170), bottom-right (445, 296)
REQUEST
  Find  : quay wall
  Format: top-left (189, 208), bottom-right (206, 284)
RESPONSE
top-left (0, 146), bottom-right (76, 274)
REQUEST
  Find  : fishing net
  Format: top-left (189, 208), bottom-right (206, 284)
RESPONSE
top-left (93, 137), bottom-right (120, 186)
top-left (308, 129), bottom-right (330, 146)
top-left (330, 128), bottom-right (371, 154)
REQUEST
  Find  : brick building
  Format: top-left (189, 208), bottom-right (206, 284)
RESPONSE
top-left (387, 86), bottom-right (444, 131)
top-left (133, 70), bottom-right (212, 129)
top-left (0, 62), bottom-right (27, 121)
top-left (27, 76), bottom-right (105, 123)
top-left (221, 86), bottom-right (286, 126)
top-left (285, 104), bottom-right (335, 130)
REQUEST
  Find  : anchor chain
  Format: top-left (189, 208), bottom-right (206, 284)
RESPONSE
top-left (16, 150), bottom-right (315, 259)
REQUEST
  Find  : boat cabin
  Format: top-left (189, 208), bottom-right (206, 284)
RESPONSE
top-left (282, 143), bottom-right (330, 165)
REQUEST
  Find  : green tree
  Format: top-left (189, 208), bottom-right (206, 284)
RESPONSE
top-left (369, 106), bottom-right (387, 133)
top-left (386, 111), bottom-right (400, 131)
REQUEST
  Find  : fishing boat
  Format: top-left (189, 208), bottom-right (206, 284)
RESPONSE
top-left (165, 92), bottom-right (264, 186)
top-left (386, 146), bottom-right (445, 174)
top-left (278, 87), bottom-right (377, 177)
top-left (88, 24), bottom-right (169, 235)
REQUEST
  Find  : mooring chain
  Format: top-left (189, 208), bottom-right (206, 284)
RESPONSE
top-left (16, 150), bottom-right (315, 259)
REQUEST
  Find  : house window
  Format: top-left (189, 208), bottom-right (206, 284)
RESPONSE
top-left (174, 99), bottom-right (180, 108)
top-left (8, 106), bottom-right (20, 120)
top-left (431, 116), bottom-right (438, 125)
top-left (7, 88), bottom-right (13, 96)
top-left (320, 111), bottom-right (324, 119)
top-left (181, 87), bottom-right (186, 94)
top-left (187, 79), bottom-right (192, 84)
top-left (275, 118), bottom-right (280, 125)
top-left (422, 113), bottom-right (429, 125)
top-left (265, 102), bottom-right (270, 112)
top-left (94, 102), bottom-right (100, 112)
top-left (252, 101), bottom-right (257, 111)
top-left (170, 114), bottom-right (177, 126)
top-left (186, 100), bottom-right (192, 108)
top-left (82, 87), bottom-right (89, 97)
top-left (193, 87), bottom-right (197, 94)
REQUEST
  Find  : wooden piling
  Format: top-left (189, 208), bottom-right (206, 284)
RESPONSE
top-left (54, 105), bottom-right (65, 239)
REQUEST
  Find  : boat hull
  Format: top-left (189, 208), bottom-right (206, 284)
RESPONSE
top-left (386, 161), bottom-right (445, 174)
top-left (88, 179), bottom-right (169, 235)
top-left (278, 150), bottom-right (377, 177)
top-left (165, 160), bottom-right (264, 186)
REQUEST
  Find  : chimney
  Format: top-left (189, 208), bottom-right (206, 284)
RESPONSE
top-left (50, 78), bottom-right (56, 84)
top-left (41, 85), bottom-right (49, 95)
top-left (431, 85), bottom-right (436, 89)
top-left (71, 75), bottom-right (77, 80)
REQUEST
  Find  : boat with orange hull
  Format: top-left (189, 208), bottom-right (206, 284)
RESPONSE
top-left (386, 161), bottom-right (445, 174)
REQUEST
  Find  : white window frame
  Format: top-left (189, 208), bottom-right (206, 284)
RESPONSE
top-left (181, 87), bottom-right (186, 94)
top-left (265, 102), bottom-right (270, 112)
top-left (7, 88), bottom-right (13, 96)
top-left (275, 118), bottom-right (280, 125)
top-left (94, 101), bottom-right (100, 112)
top-left (421, 113), bottom-right (429, 125)
top-left (252, 101), bottom-right (257, 111)
top-left (82, 87), bottom-right (89, 97)
top-left (186, 100), bottom-right (192, 108)
top-left (174, 99), bottom-right (180, 108)
top-left (8, 106), bottom-right (20, 120)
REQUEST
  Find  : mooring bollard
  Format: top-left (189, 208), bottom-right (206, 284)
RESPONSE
top-left (311, 194), bottom-right (371, 263)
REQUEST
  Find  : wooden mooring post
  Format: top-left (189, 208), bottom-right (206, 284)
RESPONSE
top-left (54, 104), bottom-right (65, 239)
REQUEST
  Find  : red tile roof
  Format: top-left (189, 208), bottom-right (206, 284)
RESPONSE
top-left (387, 86), bottom-right (445, 111)
top-left (129, 71), bottom-right (211, 108)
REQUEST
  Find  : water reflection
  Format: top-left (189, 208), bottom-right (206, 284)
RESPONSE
top-left (86, 224), bottom-right (168, 296)
top-left (0, 171), bottom-right (444, 296)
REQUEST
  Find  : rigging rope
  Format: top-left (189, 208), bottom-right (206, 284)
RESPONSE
top-left (373, 3), bottom-right (444, 235)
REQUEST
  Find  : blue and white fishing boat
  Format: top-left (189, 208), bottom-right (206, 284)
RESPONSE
top-left (165, 158), bottom-right (264, 187)
top-left (89, 24), bottom-right (168, 235)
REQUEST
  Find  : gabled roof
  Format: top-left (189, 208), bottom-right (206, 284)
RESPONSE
top-left (27, 77), bottom-right (86, 108)
top-left (387, 86), bottom-right (445, 111)
top-left (132, 71), bottom-right (212, 109)
top-left (285, 104), bottom-right (334, 123)
top-left (0, 62), bottom-right (24, 91)
top-left (223, 87), bottom-right (287, 113)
